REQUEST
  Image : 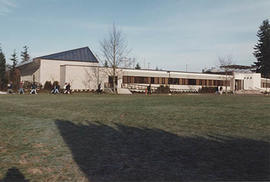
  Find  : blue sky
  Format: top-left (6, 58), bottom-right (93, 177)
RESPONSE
top-left (0, 0), bottom-right (269, 71)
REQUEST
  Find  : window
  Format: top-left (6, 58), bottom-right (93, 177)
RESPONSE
top-left (134, 77), bottom-right (143, 83)
top-left (123, 76), bottom-right (127, 83)
top-left (208, 80), bottom-right (213, 86)
top-left (168, 78), bottom-right (179, 85)
top-left (162, 78), bottom-right (165, 84)
top-left (188, 79), bottom-right (196, 85)
top-left (109, 76), bottom-right (118, 85)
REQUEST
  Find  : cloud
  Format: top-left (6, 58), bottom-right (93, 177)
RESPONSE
top-left (0, 0), bottom-right (16, 16)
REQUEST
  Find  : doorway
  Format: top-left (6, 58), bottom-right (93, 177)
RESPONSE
top-left (235, 79), bottom-right (244, 91)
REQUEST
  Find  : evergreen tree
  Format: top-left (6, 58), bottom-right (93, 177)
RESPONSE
top-left (21, 45), bottom-right (30, 63)
top-left (104, 60), bottom-right (108, 67)
top-left (10, 50), bottom-right (18, 82)
top-left (0, 46), bottom-right (7, 90)
top-left (135, 63), bottom-right (141, 69)
top-left (253, 19), bottom-right (270, 78)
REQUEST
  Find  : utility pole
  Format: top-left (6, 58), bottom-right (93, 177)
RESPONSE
top-left (143, 59), bottom-right (145, 69)
top-left (167, 71), bottom-right (171, 92)
top-left (97, 66), bottom-right (100, 88)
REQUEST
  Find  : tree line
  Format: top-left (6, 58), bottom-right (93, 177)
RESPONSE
top-left (0, 46), bottom-right (30, 90)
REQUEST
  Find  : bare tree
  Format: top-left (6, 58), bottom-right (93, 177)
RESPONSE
top-left (219, 55), bottom-right (233, 94)
top-left (100, 24), bottom-right (130, 93)
top-left (83, 67), bottom-right (99, 90)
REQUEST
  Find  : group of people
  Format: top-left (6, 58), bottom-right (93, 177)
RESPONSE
top-left (51, 82), bottom-right (71, 94)
top-left (7, 81), bottom-right (37, 95)
top-left (6, 81), bottom-right (71, 95)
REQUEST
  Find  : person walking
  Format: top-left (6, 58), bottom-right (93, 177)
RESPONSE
top-left (51, 83), bottom-right (60, 94)
top-left (30, 82), bottom-right (37, 94)
top-left (147, 84), bottom-right (151, 95)
top-left (18, 81), bottom-right (24, 94)
top-left (97, 83), bottom-right (102, 94)
top-left (66, 83), bottom-right (71, 94)
top-left (63, 83), bottom-right (68, 94)
top-left (7, 82), bottom-right (13, 94)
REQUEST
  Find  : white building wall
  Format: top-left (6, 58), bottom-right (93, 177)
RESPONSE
top-left (21, 61), bottom-right (264, 92)
top-left (20, 68), bottom-right (40, 83)
top-left (234, 73), bottom-right (261, 90)
top-left (121, 69), bottom-right (233, 91)
top-left (60, 65), bottom-right (110, 90)
top-left (39, 59), bottom-right (98, 86)
top-left (122, 69), bottom-right (233, 80)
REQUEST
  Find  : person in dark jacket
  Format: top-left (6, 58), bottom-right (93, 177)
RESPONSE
top-left (147, 84), bottom-right (151, 95)
top-left (51, 83), bottom-right (60, 94)
top-left (97, 83), bottom-right (102, 94)
top-left (30, 82), bottom-right (37, 94)
top-left (66, 83), bottom-right (71, 94)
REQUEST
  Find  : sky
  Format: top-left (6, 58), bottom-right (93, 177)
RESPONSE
top-left (0, 0), bottom-right (269, 72)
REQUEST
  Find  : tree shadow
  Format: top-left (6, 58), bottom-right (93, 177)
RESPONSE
top-left (55, 120), bottom-right (270, 182)
top-left (0, 167), bottom-right (29, 182)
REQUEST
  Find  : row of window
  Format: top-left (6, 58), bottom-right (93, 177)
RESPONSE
top-left (123, 76), bottom-right (230, 86)
top-left (262, 82), bottom-right (270, 88)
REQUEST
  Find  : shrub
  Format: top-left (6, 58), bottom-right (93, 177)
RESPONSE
top-left (23, 81), bottom-right (32, 89)
top-left (198, 87), bottom-right (217, 93)
top-left (43, 81), bottom-right (52, 90)
top-left (52, 81), bottom-right (59, 87)
top-left (156, 85), bottom-right (170, 93)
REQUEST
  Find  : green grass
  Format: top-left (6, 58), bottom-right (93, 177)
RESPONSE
top-left (0, 94), bottom-right (269, 181)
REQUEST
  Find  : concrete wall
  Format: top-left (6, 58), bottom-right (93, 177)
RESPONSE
top-left (20, 61), bottom-right (265, 92)
top-left (60, 65), bottom-right (109, 90)
top-left (234, 73), bottom-right (261, 90)
top-left (122, 69), bottom-right (233, 80)
top-left (20, 68), bottom-right (40, 83)
top-left (58, 66), bottom-right (235, 91)
top-left (39, 59), bottom-right (98, 85)
top-left (120, 69), bottom-right (232, 91)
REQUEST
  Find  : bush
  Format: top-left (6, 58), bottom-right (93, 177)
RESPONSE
top-left (52, 81), bottom-right (59, 87)
top-left (198, 87), bottom-right (217, 93)
top-left (156, 85), bottom-right (170, 93)
top-left (23, 81), bottom-right (32, 89)
top-left (44, 81), bottom-right (52, 90)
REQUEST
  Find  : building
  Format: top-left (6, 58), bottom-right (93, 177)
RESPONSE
top-left (18, 47), bottom-right (270, 93)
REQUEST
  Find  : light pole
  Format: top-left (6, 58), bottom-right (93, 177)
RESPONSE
top-left (167, 71), bottom-right (171, 92)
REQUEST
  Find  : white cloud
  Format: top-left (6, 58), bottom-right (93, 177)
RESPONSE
top-left (0, 0), bottom-right (16, 16)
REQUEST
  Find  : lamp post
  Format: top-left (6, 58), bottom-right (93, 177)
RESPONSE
top-left (167, 71), bottom-right (171, 92)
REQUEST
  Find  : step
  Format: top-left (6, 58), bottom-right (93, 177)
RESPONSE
top-left (117, 88), bottom-right (132, 95)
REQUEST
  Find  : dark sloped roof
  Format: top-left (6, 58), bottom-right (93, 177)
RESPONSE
top-left (17, 61), bottom-right (40, 76)
top-left (36, 47), bottom-right (98, 63)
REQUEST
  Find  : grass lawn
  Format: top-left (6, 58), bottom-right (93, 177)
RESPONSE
top-left (0, 94), bottom-right (269, 181)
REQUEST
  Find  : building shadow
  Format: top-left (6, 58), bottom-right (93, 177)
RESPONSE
top-left (55, 120), bottom-right (270, 182)
top-left (0, 167), bottom-right (29, 182)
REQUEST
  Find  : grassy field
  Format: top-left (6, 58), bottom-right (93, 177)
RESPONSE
top-left (0, 94), bottom-right (269, 181)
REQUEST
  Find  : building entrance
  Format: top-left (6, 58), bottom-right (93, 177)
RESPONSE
top-left (235, 79), bottom-right (244, 90)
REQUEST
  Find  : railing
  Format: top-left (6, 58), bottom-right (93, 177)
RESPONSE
top-left (121, 83), bottom-right (199, 93)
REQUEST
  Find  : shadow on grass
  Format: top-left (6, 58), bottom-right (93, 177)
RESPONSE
top-left (0, 167), bottom-right (29, 182)
top-left (55, 120), bottom-right (270, 182)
